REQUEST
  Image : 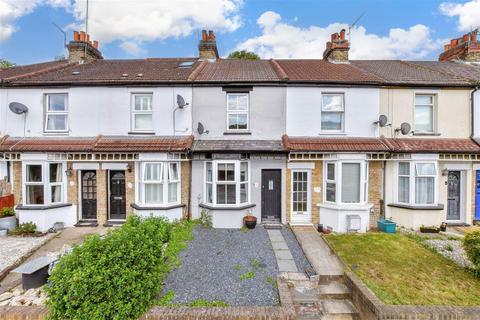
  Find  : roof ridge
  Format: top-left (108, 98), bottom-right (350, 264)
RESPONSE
top-left (188, 60), bottom-right (208, 81)
top-left (269, 59), bottom-right (288, 81)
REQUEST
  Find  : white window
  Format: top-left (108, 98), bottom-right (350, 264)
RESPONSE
top-left (204, 161), bottom-right (249, 206)
top-left (45, 94), bottom-right (68, 132)
top-left (226, 93), bottom-right (249, 131)
top-left (292, 171), bottom-right (309, 214)
top-left (24, 162), bottom-right (64, 206)
top-left (396, 162), bottom-right (437, 205)
top-left (324, 161), bottom-right (368, 205)
top-left (321, 93), bottom-right (344, 131)
top-left (415, 94), bottom-right (435, 132)
top-left (132, 94), bottom-right (153, 132)
top-left (141, 162), bottom-right (180, 205)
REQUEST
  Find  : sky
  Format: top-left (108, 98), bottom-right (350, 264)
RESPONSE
top-left (0, 0), bottom-right (479, 65)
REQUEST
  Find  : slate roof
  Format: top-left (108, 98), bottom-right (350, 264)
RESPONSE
top-left (350, 60), bottom-right (473, 86)
top-left (192, 140), bottom-right (284, 152)
top-left (282, 135), bottom-right (480, 153)
top-left (193, 59), bottom-right (281, 82)
top-left (3, 58), bottom-right (202, 85)
top-left (0, 135), bottom-right (193, 152)
top-left (0, 61), bottom-right (72, 81)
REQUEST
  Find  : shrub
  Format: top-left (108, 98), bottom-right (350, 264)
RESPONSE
top-left (464, 231), bottom-right (480, 275)
top-left (0, 207), bottom-right (15, 217)
top-left (10, 222), bottom-right (36, 235)
top-left (45, 216), bottom-right (175, 320)
top-left (198, 208), bottom-right (212, 228)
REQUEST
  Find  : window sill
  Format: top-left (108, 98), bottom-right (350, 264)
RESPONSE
top-left (130, 203), bottom-right (185, 210)
top-left (387, 203), bottom-right (444, 210)
top-left (223, 131), bottom-right (252, 135)
top-left (16, 203), bottom-right (72, 211)
top-left (412, 132), bottom-right (441, 136)
top-left (199, 203), bottom-right (256, 211)
top-left (318, 202), bottom-right (373, 211)
top-left (128, 131), bottom-right (155, 135)
top-left (43, 132), bottom-right (69, 136)
top-left (318, 132), bottom-right (347, 136)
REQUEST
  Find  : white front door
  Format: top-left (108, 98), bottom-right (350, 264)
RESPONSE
top-left (290, 170), bottom-right (312, 224)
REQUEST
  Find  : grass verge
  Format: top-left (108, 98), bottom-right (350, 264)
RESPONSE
top-left (326, 233), bottom-right (480, 306)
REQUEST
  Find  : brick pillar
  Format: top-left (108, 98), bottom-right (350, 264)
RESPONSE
top-left (311, 161), bottom-right (323, 225)
top-left (125, 162), bottom-right (135, 218)
top-left (286, 167), bottom-right (291, 224)
top-left (181, 161), bottom-right (191, 219)
top-left (12, 162), bottom-right (22, 205)
top-left (67, 163), bottom-right (78, 206)
top-left (96, 169), bottom-right (108, 225)
top-left (368, 161), bottom-right (384, 229)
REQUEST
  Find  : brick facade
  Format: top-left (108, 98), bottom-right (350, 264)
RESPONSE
top-left (125, 162), bottom-right (135, 219)
top-left (66, 162), bottom-right (78, 207)
top-left (368, 161), bottom-right (383, 229)
top-left (181, 161), bottom-right (191, 219)
top-left (96, 169), bottom-right (108, 225)
top-left (12, 162), bottom-right (22, 206)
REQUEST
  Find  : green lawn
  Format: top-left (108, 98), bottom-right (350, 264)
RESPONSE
top-left (326, 233), bottom-right (480, 306)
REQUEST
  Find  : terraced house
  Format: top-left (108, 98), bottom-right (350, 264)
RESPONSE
top-left (0, 29), bottom-right (479, 231)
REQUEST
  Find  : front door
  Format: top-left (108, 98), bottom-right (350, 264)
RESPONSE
top-left (81, 171), bottom-right (97, 220)
top-left (109, 170), bottom-right (126, 220)
top-left (447, 171), bottom-right (461, 221)
top-left (261, 169), bottom-right (281, 221)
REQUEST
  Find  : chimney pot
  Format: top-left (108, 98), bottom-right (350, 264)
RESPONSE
top-left (93, 40), bottom-right (99, 49)
top-left (340, 29), bottom-right (346, 40)
top-left (80, 31), bottom-right (86, 42)
top-left (471, 31), bottom-right (478, 43)
top-left (451, 38), bottom-right (458, 47)
top-left (324, 29), bottom-right (350, 62)
top-left (86, 34), bottom-right (90, 43)
top-left (73, 31), bottom-right (80, 41)
top-left (198, 29), bottom-right (219, 60)
top-left (201, 30), bottom-right (207, 41)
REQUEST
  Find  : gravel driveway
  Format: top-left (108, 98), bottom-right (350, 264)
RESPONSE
top-left (161, 226), bottom-right (279, 306)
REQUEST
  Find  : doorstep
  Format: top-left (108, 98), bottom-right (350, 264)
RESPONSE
top-left (103, 220), bottom-right (125, 227)
top-left (74, 220), bottom-right (98, 227)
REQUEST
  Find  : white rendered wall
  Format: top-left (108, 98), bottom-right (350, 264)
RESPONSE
top-left (17, 205), bottom-right (77, 232)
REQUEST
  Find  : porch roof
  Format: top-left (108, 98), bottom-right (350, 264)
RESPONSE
top-left (192, 139), bottom-right (285, 152)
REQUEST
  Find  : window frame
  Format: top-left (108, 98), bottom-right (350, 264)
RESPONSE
top-left (414, 93), bottom-right (436, 133)
top-left (23, 162), bottom-right (65, 206)
top-left (226, 93), bottom-right (249, 132)
top-left (44, 93), bottom-right (69, 133)
top-left (131, 93), bottom-right (154, 132)
top-left (323, 160), bottom-right (368, 205)
top-left (204, 160), bottom-right (250, 207)
top-left (395, 161), bottom-right (438, 206)
top-left (321, 93), bottom-right (345, 133)
top-left (291, 170), bottom-right (310, 215)
top-left (140, 161), bottom-right (181, 206)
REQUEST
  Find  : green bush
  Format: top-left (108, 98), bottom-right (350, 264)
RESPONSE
top-left (45, 216), bottom-right (176, 320)
top-left (10, 222), bottom-right (36, 235)
top-left (464, 231), bottom-right (480, 275)
top-left (0, 207), bottom-right (15, 217)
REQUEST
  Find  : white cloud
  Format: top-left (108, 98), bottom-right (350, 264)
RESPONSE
top-left (440, 0), bottom-right (480, 31)
top-left (67, 0), bottom-right (243, 54)
top-left (235, 11), bottom-right (443, 60)
top-left (0, 0), bottom-right (243, 55)
top-left (119, 41), bottom-right (146, 56)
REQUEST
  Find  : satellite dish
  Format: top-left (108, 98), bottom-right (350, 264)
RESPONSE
top-left (177, 94), bottom-right (189, 108)
top-left (9, 102), bottom-right (29, 115)
top-left (378, 115), bottom-right (388, 127)
top-left (400, 122), bottom-right (411, 135)
top-left (197, 122), bottom-right (209, 135)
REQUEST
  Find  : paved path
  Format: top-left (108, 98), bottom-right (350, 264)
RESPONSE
top-left (267, 229), bottom-right (298, 273)
top-left (291, 226), bottom-right (343, 278)
top-left (0, 226), bottom-right (107, 294)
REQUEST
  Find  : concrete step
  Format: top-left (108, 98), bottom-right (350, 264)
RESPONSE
top-left (295, 304), bottom-right (322, 319)
top-left (263, 223), bottom-right (283, 230)
top-left (320, 300), bottom-right (358, 320)
top-left (319, 282), bottom-right (351, 300)
top-left (292, 287), bottom-right (320, 304)
top-left (319, 274), bottom-right (344, 284)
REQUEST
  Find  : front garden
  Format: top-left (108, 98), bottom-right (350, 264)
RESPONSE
top-left (326, 232), bottom-right (480, 306)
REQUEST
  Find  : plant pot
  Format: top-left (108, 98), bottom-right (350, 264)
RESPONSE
top-left (0, 216), bottom-right (17, 231)
top-left (244, 216), bottom-right (257, 229)
top-left (440, 222), bottom-right (447, 232)
top-left (420, 226), bottom-right (440, 233)
top-left (317, 224), bottom-right (324, 233)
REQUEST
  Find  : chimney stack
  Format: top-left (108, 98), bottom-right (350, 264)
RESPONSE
top-left (439, 29), bottom-right (480, 62)
top-left (198, 30), bottom-right (219, 60)
top-left (323, 29), bottom-right (350, 62)
top-left (67, 31), bottom-right (103, 64)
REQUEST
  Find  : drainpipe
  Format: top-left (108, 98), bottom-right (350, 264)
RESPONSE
top-left (471, 85), bottom-right (479, 140)
top-left (382, 160), bottom-right (387, 219)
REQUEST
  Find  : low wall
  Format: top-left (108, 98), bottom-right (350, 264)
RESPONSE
top-left (0, 279), bottom-right (295, 320)
top-left (0, 194), bottom-right (14, 210)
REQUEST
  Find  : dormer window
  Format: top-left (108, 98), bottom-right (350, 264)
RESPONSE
top-left (226, 93), bottom-right (249, 131)
top-left (132, 93), bottom-right (153, 132)
top-left (45, 94), bottom-right (68, 133)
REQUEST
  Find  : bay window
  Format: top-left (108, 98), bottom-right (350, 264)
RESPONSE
top-left (140, 162), bottom-right (180, 205)
top-left (204, 161), bottom-right (249, 206)
top-left (132, 94), bottom-right (153, 132)
top-left (324, 161), bottom-right (368, 205)
top-left (45, 94), bottom-right (68, 132)
top-left (24, 162), bottom-right (65, 205)
top-left (396, 162), bottom-right (437, 205)
top-left (321, 93), bottom-right (344, 132)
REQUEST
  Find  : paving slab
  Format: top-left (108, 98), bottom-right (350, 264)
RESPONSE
top-left (267, 229), bottom-right (299, 273)
top-left (271, 241), bottom-right (289, 250)
top-left (277, 259), bottom-right (298, 272)
top-left (321, 299), bottom-right (357, 315)
top-left (274, 250), bottom-right (294, 260)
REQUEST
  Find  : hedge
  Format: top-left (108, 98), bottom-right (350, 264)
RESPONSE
top-left (45, 216), bottom-right (194, 320)
top-left (464, 230), bottom-right (480, 276)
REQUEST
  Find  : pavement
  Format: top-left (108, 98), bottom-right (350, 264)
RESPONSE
top-left (0, 226), bottom-right (107, 294)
